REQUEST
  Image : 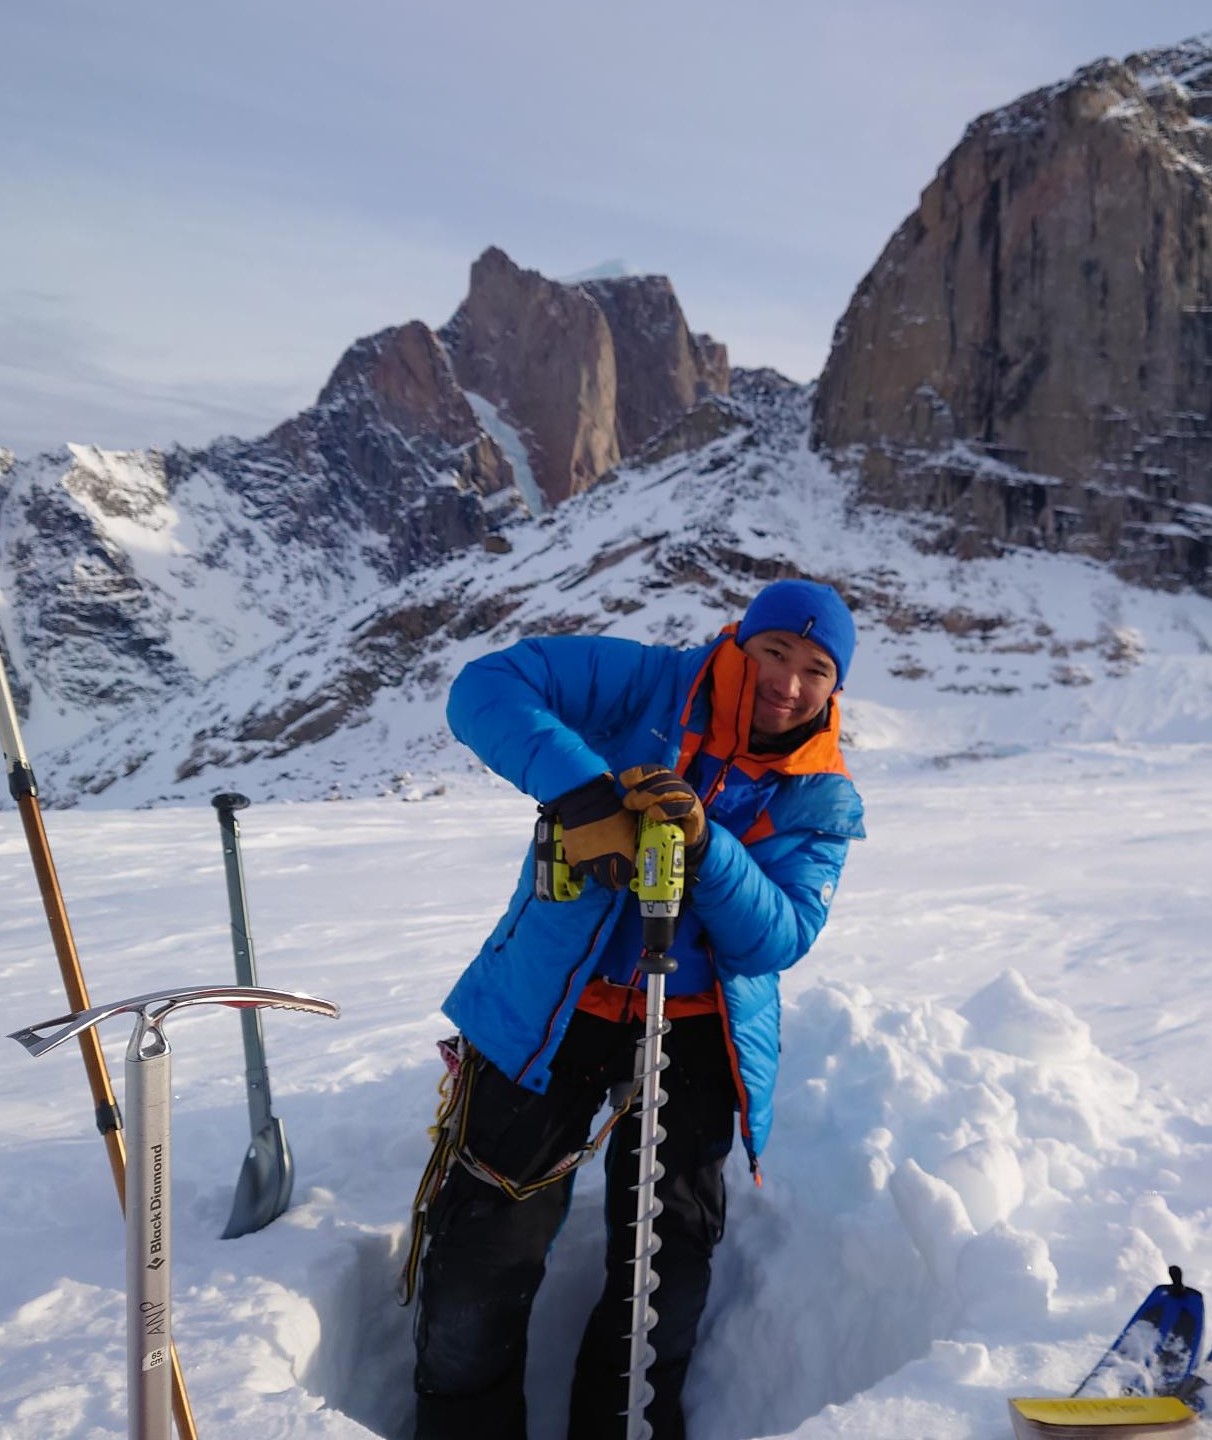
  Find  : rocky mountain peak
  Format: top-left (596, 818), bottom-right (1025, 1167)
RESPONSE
top-left (0, 248), bottom-right (737, 756)
top-left (442, 247), bottom-right (621, 504)
top-left (441, 247), bottom-right (730, 505)
top-left (812, 32), bottom-right (1212, 595)
top-left (315, 319), bottom-right (482, 444)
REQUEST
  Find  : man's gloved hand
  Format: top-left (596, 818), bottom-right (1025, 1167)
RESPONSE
top-left (619, 765), bottom-right (709, 866)
top-left (554, 774), bottom-right (637, 890)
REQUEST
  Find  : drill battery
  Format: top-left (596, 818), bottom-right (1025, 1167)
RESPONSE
top-left (533, 809), bottom-right (584, 902)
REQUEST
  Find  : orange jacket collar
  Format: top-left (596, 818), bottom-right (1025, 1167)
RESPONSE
top-left (678, 626), bottom-right (851, 779)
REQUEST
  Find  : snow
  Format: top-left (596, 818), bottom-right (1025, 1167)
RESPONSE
top-left (4, 396), bottom-right (1212, 1436)
top-left (464, 392), bottom-right (545, 515)
top-left (3, 733), bottom-right (1212, 1437)
top-left (58, 446), bottom-right (288, 680)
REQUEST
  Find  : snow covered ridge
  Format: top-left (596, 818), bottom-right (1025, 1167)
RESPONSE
top-left (5, 304), bottom-right (1212, 809)
top-left (0, 440), bottom-right (397, 753)
top-left (20, 382), bottom-right (1212, 809)
top-left (4, 753), bottom-right (1212, 1439)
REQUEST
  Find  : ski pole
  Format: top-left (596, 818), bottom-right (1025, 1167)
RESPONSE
top-left (0, 645), bottom-right (202, 1440)
top-left (10, 984), bottom-right (340, 1440)
top-left (623, 817), bottom-right (685, 1440)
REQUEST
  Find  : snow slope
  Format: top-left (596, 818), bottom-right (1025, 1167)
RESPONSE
top-left (3, 741), bottom-right (1212, 1439)
top-left (32, 383), bottom-right (1212, 809)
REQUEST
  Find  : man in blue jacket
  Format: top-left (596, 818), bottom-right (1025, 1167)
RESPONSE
top-left (412, 579), bottom-right (866, 1439)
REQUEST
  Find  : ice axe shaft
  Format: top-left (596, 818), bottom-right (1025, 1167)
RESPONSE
top-left (0, 642), bottom-right (200, 1440)
top-left (11, 984), bottom-right (339, 1440)
top-left (211, 793), bottom-right (296, 1238)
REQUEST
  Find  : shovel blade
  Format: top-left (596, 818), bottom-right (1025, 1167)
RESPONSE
top-left (222, 1118), bottom-right (294, 1240)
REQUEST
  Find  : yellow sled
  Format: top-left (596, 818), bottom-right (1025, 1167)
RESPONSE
top-left (1009, 1395), bottom-right (1196, 1437)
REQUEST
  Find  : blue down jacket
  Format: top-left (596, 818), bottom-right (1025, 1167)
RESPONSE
top-left (442, 631), bottom-right (866, 1161)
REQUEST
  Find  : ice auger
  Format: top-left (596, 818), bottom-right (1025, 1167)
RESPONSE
top-left (623, 815), bottom-right (685, 1440)
top-left (536, 806), bottom-right (686, 1438)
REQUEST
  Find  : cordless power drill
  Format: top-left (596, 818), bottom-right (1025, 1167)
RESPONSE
top-left (534, 811), bottom-right (685, 964)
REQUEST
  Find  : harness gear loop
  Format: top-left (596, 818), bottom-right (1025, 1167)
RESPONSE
top-left (398, 1035), bottom-right (473, 1306)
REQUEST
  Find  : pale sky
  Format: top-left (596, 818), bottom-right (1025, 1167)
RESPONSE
top-left (2, 1), bottom-right (1210, 458)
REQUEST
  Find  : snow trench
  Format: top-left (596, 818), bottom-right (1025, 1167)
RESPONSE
top-left (301, 1230), bottom-right (413, 1438)
top-left (229, 969), bottom-right (1199, 1440)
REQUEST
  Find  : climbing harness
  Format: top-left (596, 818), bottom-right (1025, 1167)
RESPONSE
top-left (397, 1035), bottom-right (639, 1305)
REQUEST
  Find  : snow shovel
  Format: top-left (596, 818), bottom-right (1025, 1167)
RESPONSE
top-left (211, 792), bottom-right (295, 1239)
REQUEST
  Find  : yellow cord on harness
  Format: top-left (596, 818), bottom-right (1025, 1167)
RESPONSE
top-left (398, 1041), bottom-right (641, 1306)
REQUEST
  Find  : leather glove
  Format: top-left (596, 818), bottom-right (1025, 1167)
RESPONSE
top-left (619, 765), bottom-right (709, 866)
top-left (554, 774), bottom-right (637, 890)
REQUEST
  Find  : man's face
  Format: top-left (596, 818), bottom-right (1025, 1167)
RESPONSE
top-left (742, 629), bottom-right (838, 740)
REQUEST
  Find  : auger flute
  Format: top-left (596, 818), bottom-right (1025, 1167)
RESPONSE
top-left (624, 818), bottom-right (684, 1440)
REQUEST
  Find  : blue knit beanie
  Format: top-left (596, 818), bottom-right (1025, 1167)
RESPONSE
top-left (735, 579), bottom-right (857, 688)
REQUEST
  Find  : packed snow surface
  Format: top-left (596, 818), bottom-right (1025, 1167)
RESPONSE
top-left (3, 736), bottom-right (1212, 1439)
top-left (3, 388), bottom-right (1212, 1435)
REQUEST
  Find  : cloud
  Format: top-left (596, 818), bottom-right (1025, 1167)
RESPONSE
top-left (0, 177), bottom-right (474, 453)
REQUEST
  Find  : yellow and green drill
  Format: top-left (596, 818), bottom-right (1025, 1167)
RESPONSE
top-left (534, 811), bottom-right (685, 962)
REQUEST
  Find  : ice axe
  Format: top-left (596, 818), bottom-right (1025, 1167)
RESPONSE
top-left (211, 792), bottom-right (295, 1239)
top-left (11, 983), bottom-right (339, 1440)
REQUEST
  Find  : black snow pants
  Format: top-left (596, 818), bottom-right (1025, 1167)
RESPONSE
top-left (412, 1008), bottom-right (737, 1440)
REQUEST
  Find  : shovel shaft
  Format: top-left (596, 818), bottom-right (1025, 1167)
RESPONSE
top-left (213, 799), bottom-right (275, 1135)
top-left (210, 795), bottom-right (306, 1240)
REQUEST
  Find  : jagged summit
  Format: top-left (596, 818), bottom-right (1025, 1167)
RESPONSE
top-left (440, 246), bottom-right (729, 504)
top-left (1126, 30), bottom-right (1212, 87)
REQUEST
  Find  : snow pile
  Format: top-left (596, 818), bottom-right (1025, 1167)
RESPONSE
top-left (687, 970), bottom-right (1179, 1439)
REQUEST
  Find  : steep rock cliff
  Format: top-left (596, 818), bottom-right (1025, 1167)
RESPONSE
top-left (442, 248), bottom-right (730, 504)
top-left (580, 273), bottom-right (731, 456)
top-left (813, 34), bottom-right (1212, 592)
top-left (441, 247), bottom-right (622, 505)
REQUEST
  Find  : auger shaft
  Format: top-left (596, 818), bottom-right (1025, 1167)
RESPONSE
top-left (624, 963), bottom-right (672, 1440)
